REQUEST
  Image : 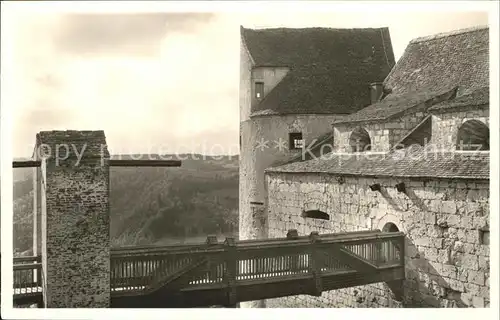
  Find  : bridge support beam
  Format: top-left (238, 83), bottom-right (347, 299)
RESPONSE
top-left (224, 237), bottom-right (238, 307)
top-left (239, 202), bottom-right (267, 309)
top-left (308, 232), bottom-right (323, 297)
top-left (38, 131), bottom-right (111, 308)
top-left (32, 157), bottom-right (42, 268)
top-left (386, 279), bottom-right (405, 302)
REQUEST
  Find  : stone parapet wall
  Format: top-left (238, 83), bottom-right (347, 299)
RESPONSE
top-left (265, 172), bottom-right (490, 308)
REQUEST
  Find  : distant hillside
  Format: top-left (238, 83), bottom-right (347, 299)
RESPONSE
top-left (13, 154), bottom-right (239, 254)
top-left (13, 157), bottom-right (34, 182)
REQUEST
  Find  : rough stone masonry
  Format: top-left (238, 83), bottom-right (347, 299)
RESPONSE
top-left (35, 130), bottom-right (111, 308)
top-left (264, 173), bottom-right (489, 308)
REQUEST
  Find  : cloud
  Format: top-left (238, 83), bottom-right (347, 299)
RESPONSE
top-left (35, 74), bottom-right (62, 89)
top-left (53, 13), bottom-right (215, 56)
top-left (9, 12), bottom-right (239, 157)
top-left (6, 10), bottom-right (489, 158)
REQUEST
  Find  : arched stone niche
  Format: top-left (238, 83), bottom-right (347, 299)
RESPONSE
top-left (374, 212), bottom-right (406, 234)
top-left (456, 119), bottom-right (489, 151)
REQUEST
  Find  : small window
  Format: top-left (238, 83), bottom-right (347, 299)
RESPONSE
top-left (480, 230), bottom-right (490, 245)
top-left (255, 82), bottom-right (264, 99)
top-left (302, 210), bottom-right (330, 220)
top-left (289, 132), bottom-right (304, 150)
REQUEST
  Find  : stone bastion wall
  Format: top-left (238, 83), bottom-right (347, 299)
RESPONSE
top-left (265, 172), bottom-right (490, 308)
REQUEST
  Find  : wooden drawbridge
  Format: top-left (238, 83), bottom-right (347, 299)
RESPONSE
top-left (12, 229), bottom-right (405, 308)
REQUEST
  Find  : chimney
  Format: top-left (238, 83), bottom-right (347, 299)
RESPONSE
top-left (370, 82), bottom-right (384, 103)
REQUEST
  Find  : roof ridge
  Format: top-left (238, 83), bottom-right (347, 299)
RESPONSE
top-left (409, 25), bottom-right (489, 44)
top-left (332, 86), bottom-right (457, 125)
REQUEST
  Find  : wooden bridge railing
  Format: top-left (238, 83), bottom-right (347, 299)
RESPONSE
top-left (13, 256), bottom-right (43, 295)
top-left (110, 229), bottom-right (405, 296)
top-left (10, 230), bottom-right (404, 301)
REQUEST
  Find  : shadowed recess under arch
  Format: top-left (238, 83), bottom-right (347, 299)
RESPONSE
top-left (456, 119), bottom-right (489, 151)
top-left (349, 127), bottom-right (372, 152)
top-left (382, 222), bottom-right (400, 233)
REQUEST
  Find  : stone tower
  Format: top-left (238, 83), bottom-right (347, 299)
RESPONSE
top-left (238, 26), bottom-right (396, 307)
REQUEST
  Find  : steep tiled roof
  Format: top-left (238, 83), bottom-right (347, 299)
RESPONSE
top-left (272, 131), bottom-right (335, 167)
top-left (266, 146), bottom-right (489, 180)
top-left (332, 26), bottom-right (488, 125)
top-left (429, 87), bottom-right (489, 112)
top-left (241, 27), bottom-right (395, 115)
top-left (384, 26), bottom-right (488, 95)
top-left (334, 86), bottom-right (457, 124)
top-left (36, 130), bottom-right (109, 160)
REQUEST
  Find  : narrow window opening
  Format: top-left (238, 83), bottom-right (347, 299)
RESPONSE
top-left (479, 230), bottom-right (490, 245)
top-left (289, 132), bottom-right (304, 150)
top-left (255, 82), bottom-right (264, 100)
top-left (302, 210), bottom-right (330, 220)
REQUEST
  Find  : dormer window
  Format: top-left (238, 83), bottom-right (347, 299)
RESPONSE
top-left (289, 132), bottom-right (304, 150)
top-left (255, 82), bottom-right (264, 99)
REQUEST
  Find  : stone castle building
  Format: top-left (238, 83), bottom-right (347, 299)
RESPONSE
top-left (239, 25), bottom-right (490, 308)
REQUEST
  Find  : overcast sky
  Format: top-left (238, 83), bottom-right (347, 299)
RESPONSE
top-left (4, 9), bottom-right (488, 157)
